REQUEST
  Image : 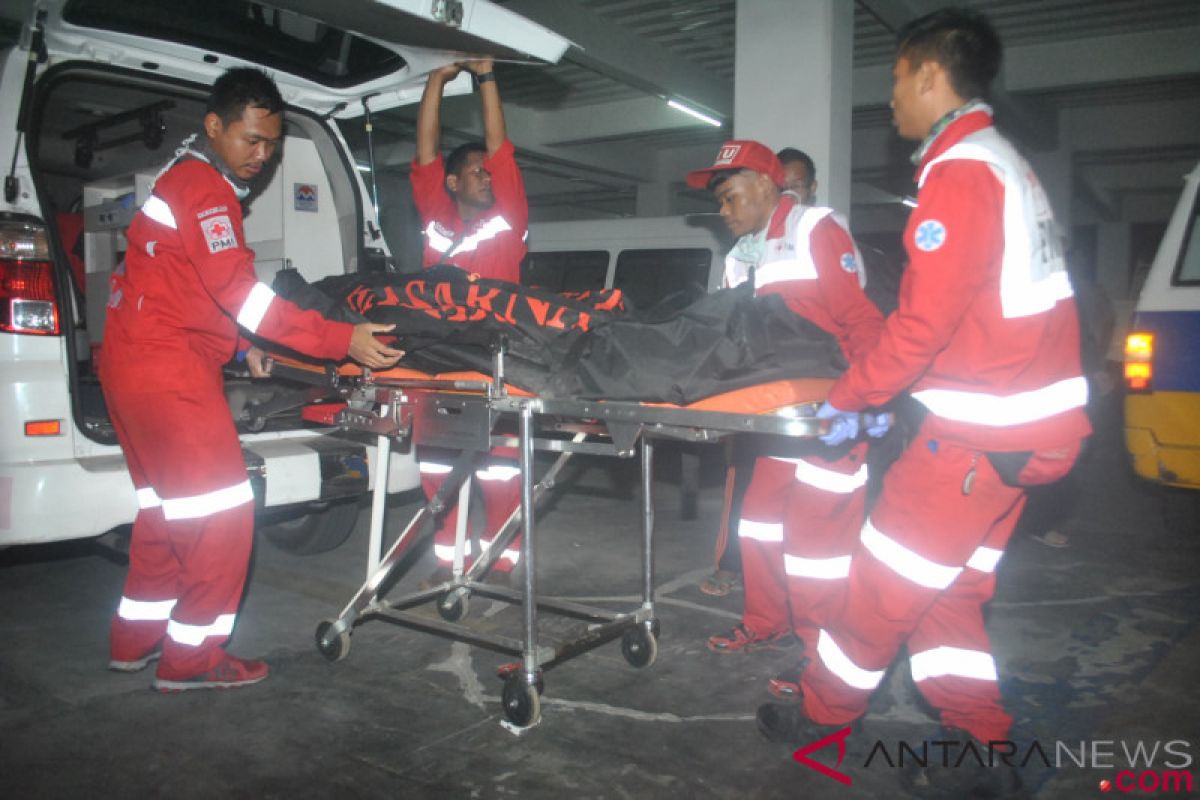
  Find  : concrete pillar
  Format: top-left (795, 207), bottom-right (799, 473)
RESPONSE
top-left (1096, 222), bottom-right (1131, 300)
top-left (734, 0), bottom-right (854, 214)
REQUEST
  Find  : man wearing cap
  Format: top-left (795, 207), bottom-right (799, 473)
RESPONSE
top-left (687, 141), bottom-right (886, 701)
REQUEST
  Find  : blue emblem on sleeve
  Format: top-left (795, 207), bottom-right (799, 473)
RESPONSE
top-left (839, 252), bottom-right (857, 273)
top-left (914, 219), bottom-right (947, 252)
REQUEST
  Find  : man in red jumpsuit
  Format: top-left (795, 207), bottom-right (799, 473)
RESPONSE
top-left (685, 142), bottom-right (886, 699)
top-left (410, 59), bottom-right (529, 582)
top-left (756, 9), bottom-right (1091, 796)
top-left (102, 68), bottom-right (403, 691)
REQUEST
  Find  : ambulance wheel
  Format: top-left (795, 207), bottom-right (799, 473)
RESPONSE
top-left (261, 497), bottom-right (362, 555)
top-left (315, 619), bottom-right (350, 662)
top-left (438, 588), bottom-right (470, 622)
top-left (621, 626), bottom-right (658, 668)
top-left (242, 400), bottom-right (269, 433)
top-left (502, 676), bottom-right (541, 727)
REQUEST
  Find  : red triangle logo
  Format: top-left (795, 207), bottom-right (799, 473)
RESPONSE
top-left (792, 726), bottom-right (854, 786)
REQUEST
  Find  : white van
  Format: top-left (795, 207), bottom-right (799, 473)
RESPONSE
top-left (0, 0), bottom-right (567, 552)
top-left (524, 215), bottom-right (732, 309)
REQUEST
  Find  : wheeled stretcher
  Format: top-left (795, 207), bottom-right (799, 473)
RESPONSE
top-left (262, 346), bottom-right (832, 729)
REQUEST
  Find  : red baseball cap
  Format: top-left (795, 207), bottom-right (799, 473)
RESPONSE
top-left (685, 140), bottom-right (786, 190)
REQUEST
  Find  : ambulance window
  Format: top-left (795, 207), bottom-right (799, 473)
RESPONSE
top-left (521, 251), bottom-right (609, 293)
top-left (1173, 193), bottom-right (1200, 285)
top-left (613, 248), bottom-right (712, 311)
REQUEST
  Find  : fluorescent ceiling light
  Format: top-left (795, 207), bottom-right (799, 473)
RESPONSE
top-left (356, 163), bottom-right (372, 173)
top-left (667, 99), bottom-right (722, 128)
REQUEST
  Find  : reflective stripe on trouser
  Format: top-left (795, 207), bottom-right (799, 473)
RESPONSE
top-left (781, 444), bottom-right (869, 651)
top-left (737, 446), bottom-right (868, 642)
top-left (101, 363), bottom-right (256, 677)
top-left (801, 429), bottom-right (1025, 744)
top-left (420, 445), bottom-right (522, 572)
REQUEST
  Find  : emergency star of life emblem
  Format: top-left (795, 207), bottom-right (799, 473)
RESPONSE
top-left (793, 725), bottom-right (854, 785)
top-left (915, 219), bottom-right (946, 252)
top-left (840, 252), bottom-right (857, 273)
top-left (201, 215), bottom-right (238, 253)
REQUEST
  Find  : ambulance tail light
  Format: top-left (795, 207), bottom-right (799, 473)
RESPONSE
top-left (0, 219), bottom-right (61, 335)
top-left (1124, 331), bottom-right (1154, 393)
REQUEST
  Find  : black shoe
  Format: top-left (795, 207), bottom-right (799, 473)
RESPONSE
top-left (756, 702), bottom-right (850, 745)
top-left (902, 728), bottom-right (1029, 799)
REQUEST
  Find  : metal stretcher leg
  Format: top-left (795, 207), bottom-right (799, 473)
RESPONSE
top-left (315, 450), bottom-right (477, 659)
top-left (501, 404), bottom-right (542, 727)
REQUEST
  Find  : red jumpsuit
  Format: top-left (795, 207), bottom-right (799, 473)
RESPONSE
top-left (410, 139), bottom-right (529, 572)
top-left (731, 195), bottom-right (884, 652)
top-left (803, 108), bottom-right (1092, 743)
top-left (102, 156), bottom-right (354, 680)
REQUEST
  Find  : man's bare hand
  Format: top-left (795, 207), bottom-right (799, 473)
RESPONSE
top-left (245, 345), bottom-right (273, 378)
top-left (461, 57), bottom-right (495, 76)
top-left (348, 323), bottom-right (404, 370)
top-left (431, 63), bottom-right (464, 82)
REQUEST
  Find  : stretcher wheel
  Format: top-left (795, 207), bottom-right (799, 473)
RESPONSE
top-left (621, 626), bottom-right (658, 668)
top-left (315, 619), bottom-right (351, 662)
top-left (501, 676), bottom-right (541, 727)
top-left (438, 588), bottom-right (470, 622)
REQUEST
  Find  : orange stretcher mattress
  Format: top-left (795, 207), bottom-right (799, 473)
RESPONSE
top-left (271, 355), bottom-right (830, 414)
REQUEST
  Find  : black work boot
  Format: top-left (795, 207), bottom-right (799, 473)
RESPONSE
top-left (756, 701), bottom-right (853, 745)
top-left (902, 727), bottom-right (1030, 799)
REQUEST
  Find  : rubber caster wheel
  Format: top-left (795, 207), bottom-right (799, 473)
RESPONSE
top-left (621, 626), bottom-right (658, 668)
top-left (438, 587), bottom-right (470, 622)
top-left (502, 676), bottom-right (541, 727)
top-left (315, 619), bottom-right (351, 662)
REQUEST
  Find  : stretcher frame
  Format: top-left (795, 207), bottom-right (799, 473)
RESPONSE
top-left (295, 348), bottom-right (826, 729)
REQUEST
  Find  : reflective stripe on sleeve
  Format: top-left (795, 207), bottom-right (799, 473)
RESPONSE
top-left (966, 546), bottom-right (1004, 573)
top-left (117, 596), bottom-right (177, 621)
top-left (136, 487), bottom-right (162, 509)
top-left (793, 460), bottom-right (868, 494)
top-left (419, 462), bottom-right (455, 475)
top-left (817, 629), bottom-right (885, 690)
top-left (425, 222), bottom-right (454, 254)
top-left (784, 553), bottom-right (851, 580)
top-left (141, 195), bottom-right (177, 229)
top-left (860, 518), bottom-right (962, 590)
top-left (910, 646), bottom-right (999, 682)
top-left (738, 519), bottom-right (784, 543)
top-left (912, 376), bottom-right (1087, 427)
top-left (160, 480), bottom-right (254, 521)
top-left (236, 282), bottom-right (277, 334)
top-left (166, 613), bottom-right (236, 647)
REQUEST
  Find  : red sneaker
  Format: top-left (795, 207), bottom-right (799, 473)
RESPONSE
top-left (767, 663), bottom-right (808, 701)
top-left (706, 624), bottom-right (797, 654)
top-left (153, 655), bottom-right (269, 692)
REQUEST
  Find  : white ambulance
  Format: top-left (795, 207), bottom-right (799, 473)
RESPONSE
top-left (0, 0), bottom-right (568, 552)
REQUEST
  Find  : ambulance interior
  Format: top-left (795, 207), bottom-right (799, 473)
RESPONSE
top-left (32, 66), bottom-right (364, 444)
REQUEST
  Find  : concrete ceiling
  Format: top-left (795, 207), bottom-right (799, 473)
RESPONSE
top-left (353, 0), bottom-right (1200, 226)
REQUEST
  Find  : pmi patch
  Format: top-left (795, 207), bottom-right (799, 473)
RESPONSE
top-left (200, 215), bottom-right (238, 254)
top-left (914, 219), bottom-right (946, 252)
top-left (839, 252), bottom-right (858, 273)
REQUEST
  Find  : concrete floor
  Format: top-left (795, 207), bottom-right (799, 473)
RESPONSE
top-left (2, 392), bottom-right (1199, 798)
